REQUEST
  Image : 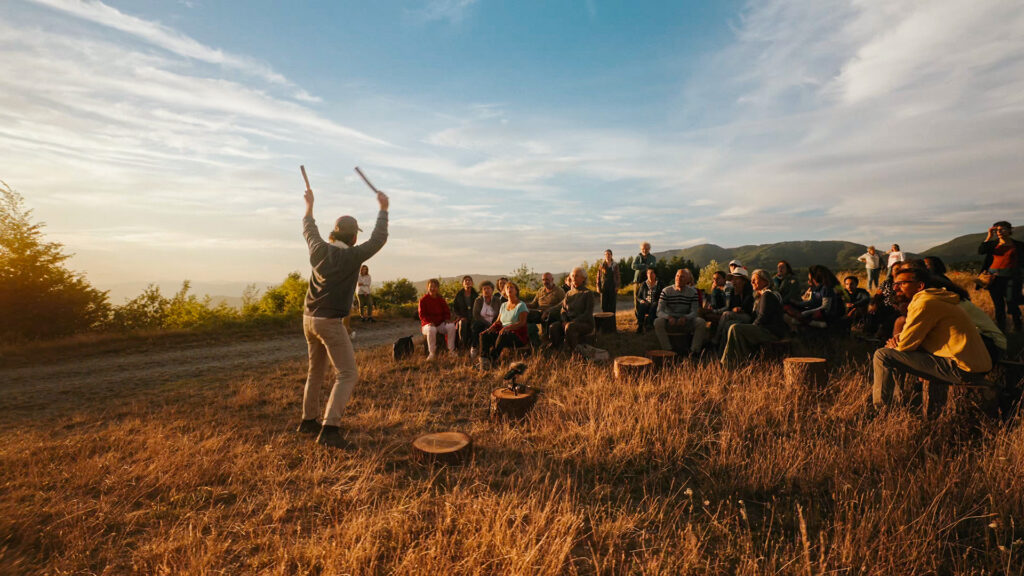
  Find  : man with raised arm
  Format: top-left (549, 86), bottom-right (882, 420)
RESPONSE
top-left (299, 184), bottom-right (389, 449)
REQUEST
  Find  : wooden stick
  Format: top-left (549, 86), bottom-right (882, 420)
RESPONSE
top-left (354, 166), bottom-right (380, 194)
top-left (300, 165), bottom-right (311, 192)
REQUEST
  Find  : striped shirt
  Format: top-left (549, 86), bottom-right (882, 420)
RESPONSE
top-left (656, 285), bottom-right (699, 320)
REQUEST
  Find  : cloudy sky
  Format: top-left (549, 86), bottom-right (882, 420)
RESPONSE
top-left (2, 0), bottom-right (1022, 293)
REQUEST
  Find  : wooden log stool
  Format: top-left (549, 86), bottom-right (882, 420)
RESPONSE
top-left (646, 350), bottom-right (677, 369)
top-left (412, 431), bottom-right (472, 464)
top-left (594, 312), bottom-right (617, 334)
top-left (783, 357), bottom-right (828, 389)
top-left (490, 386), bottom-right (538, 420)
top-left (614, 355), bottom-right (653, 380)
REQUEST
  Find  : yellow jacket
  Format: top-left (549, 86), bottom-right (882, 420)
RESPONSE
top-left (897, 288), bottom-right (992, 373)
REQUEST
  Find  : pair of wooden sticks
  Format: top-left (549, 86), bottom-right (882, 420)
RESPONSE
top-left (300, 165), bottom-right (380, 194)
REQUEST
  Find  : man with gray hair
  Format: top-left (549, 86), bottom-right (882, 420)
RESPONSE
top-left (299, 184), bottom-right (389, 449)
top-left (547, 267), bottom-right (596, 351)
top-left (654, 268), bottom-right (707, 357)
top-left (720, 269), bottom-right (788, 367)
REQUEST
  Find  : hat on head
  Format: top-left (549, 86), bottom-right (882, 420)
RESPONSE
top-left (729, 267), bottom-right (749, 279)
top-left (333, 215), bottom-right (362, 237)
top-left (729, 259), bottom-right (742, 267)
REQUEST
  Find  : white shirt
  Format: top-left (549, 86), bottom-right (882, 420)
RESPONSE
top-left (357, 273), bottom-right (371, 295)
top-left (887, 251), bottom-right (905, 269)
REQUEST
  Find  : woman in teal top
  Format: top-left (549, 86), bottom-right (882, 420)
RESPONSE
top-left (479, 282), bottom-right (529, 364)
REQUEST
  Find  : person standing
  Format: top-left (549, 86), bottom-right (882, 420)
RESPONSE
top-left (632, 242), bottom-right (657, 284)
top-left (979, 221), bottom-right (1024, 332)
top-left (858, 246), bottom-right (882, 292)
top-left (299, 184), bottom-right (388, 448)
top-left (886, 244), bottom-right (905, 277)
top-left (597, 249), bottom-right (620, 313)
top-left (356, 265), bottom-right (373, 322)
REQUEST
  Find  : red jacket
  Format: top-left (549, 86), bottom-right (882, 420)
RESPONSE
top-left (418, 294), bottom-right (451, 327)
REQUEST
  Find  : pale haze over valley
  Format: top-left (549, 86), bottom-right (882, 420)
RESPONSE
top-left (2, 0), bottom-right (1022, 297)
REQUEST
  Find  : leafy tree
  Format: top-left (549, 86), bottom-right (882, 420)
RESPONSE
top-left (510, 263), bottom-right (540, 292)
top-left (437, 277), bottom-right (463, 301)
top-left (374, 278), bottom-right (418, 308)
top-left (653, 255), bottom-right (699, 287)
top-left (0, 181), bottom-right (110, 341)
top-left (110, 284), bottom-right (168, 330)
top-left (696, 259), bottom-right (723, 293)
top-left (258, 272), bottom-right (307, 315)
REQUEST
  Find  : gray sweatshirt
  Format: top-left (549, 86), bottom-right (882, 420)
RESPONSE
top-left (303, 211), bottom-right (388, 318)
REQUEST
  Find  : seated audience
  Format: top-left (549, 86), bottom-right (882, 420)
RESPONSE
top-left (773, 260), bottom-right (803, 306)
top-left (711, 267), bottom-right (755, 347)
top-left (634, 268), bottom-right (662, 334)
top-left (527, 272), bottom-right (566, 331)
top-left (703, 271), bottom-right (728, 313)
top-left (654, 269), bottom-right (707, 357)
top-left (720, 269), bottom-right (789, 366)
top-left (871, 267), bottom-right (992, 408)
top-left (548, 267), bottom-right (596, 351)
top-left (471, 281), bottom-right (502, 357)
top-left (843, 275), bottom-right (871, 322)
top-left (451, 275), bottom-right (478, 349)
top-left (786, 265), bottom-right (843, 328)
top-left (479, 282), bottom-right (529, 366)
top-left (418, 279), bottom-right (457, 359)
top-left (496, 277), bottom-right (510, 304)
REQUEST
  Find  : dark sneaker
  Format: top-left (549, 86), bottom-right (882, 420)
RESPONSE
top-left (296, 419), bottom-right (321, 434)
top-left (315, 425), bottom-right (352, 449)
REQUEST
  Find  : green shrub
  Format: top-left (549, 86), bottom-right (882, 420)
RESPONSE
top-left (0, 181), bottom-right (110, 341)
top-left (257, 272), bottom-right (306, 315)
top-left (374, 278), bottom-right (418, 309)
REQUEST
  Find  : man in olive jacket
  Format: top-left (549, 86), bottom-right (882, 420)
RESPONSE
top-left (299, 185), bottom-right (389, 448)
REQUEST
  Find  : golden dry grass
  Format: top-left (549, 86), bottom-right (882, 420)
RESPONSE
top-left (1, 274), bottom-right (1022, 575)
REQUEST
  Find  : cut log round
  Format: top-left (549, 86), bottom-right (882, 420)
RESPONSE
top-left (614, 355), bottom-right (653, 380)
top-left (490, 387), bottom-right (538, 420)
top-left (783, 357), bottom-right (828, 389)
top-left (646, 350), bottom-right (677, 369)
top-left (593, 312), bottom-right (617, 334)
top-left (412, 431), bottom-right (472, 463)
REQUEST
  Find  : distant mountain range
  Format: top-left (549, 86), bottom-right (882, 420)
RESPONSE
top-left (651, 233), bottom-right (986, 273)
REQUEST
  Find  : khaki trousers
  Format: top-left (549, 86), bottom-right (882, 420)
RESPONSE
top-left (303, 315), bottom-right (358, 427)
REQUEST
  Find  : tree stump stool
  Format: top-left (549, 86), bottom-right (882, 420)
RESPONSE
top-left (593, 312), bottom-right (617, 334)
top-left (783, 357), bottom-right (828, 389)
top-left (646, 350), bottom-right (677, 369)
top-left (614, 355), bottom-right (653, 380)
top-left (490, 386), bottom-right (538, 421)
top-left (412, 431), bottom-right (472, 464)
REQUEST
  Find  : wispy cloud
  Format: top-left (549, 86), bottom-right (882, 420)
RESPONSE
top-left (25, 0), bottom-right (320, 102)
top-left (412, 0), bottom-right (479, 24)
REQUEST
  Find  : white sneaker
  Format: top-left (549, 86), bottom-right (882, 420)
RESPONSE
top-left (470, 347), bottom-right (478, 359)
top-left (426, 353), bottom-right (436, 361)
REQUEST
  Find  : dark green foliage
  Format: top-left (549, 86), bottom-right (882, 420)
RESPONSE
top-left (255, 272), bottom-right (306, 315)
top-left (374, 278), bottom-right (418, 309)
top-left (0, 182), bottom-right (110, 341)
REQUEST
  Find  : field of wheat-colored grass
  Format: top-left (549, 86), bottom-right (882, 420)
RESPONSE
top-left (1, 273), bottom-right (1021, 575)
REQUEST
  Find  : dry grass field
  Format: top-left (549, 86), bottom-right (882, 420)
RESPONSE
top-left (2, 276), bottom-right (1022, 575)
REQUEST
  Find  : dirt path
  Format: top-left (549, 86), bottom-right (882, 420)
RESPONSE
top-left (0, 319), bottom-right (421, 412)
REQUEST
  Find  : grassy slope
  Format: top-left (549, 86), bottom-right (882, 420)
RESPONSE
top-left (1, 277), bottom-right (1021, 575)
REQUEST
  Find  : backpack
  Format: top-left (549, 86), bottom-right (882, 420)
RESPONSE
top-left (392, 336), bottom-right (414, 361)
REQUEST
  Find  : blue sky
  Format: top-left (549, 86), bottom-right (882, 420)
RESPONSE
top-left (1, 0), bottom-right (1022, 296)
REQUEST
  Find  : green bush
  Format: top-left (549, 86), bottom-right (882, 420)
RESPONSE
top-left (0, 181), bottom-right (110, 342)
top-left (374, 278), bottom-right (418, 309)
top-left (257, 272), bottom-right (306, 315)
